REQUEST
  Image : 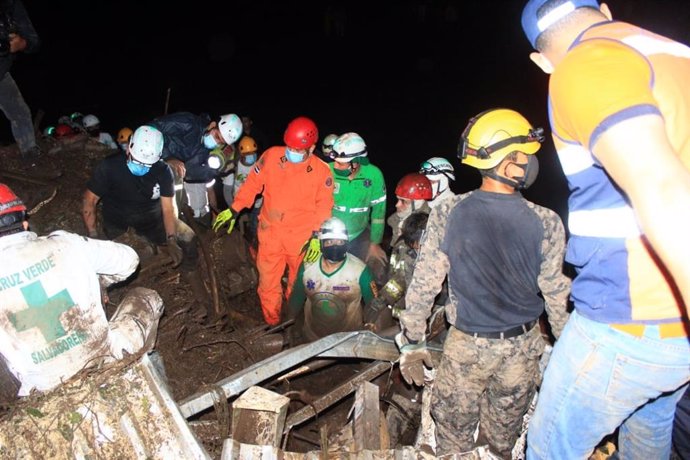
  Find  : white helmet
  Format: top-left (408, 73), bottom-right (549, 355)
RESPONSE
top-left (129, 126), bottom-right (164, 165)
top-left (322, 133), bottom-right (338, 156)
top-left (218, 113), bottom-right (243, 145)
top-left (319, 217), bottom-right (349, 241)
top-left (331, 132), bottom-right (367, 163)
top-left (420, 157), bottom-right (455, 198)
top-left (419, 157), bottom-right (455, 181)
top-left (82, 114), bottom-right (100, 129)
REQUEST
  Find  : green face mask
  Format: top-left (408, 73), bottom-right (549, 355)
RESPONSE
top-left (333, 167), bottom-right (350, 177)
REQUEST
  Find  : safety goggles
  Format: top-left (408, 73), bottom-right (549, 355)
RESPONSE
top-left (329, 148), bottom-right (368, 161)
top-left (419, 161), bottom-right (446, 175)
top-left (128, 156), bottom-right (154, 168)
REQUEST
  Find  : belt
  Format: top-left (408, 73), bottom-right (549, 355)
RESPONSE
top-left (461, 320), bottom-right (537, 340)
top-left (611, 322), bottom-right (688, 339)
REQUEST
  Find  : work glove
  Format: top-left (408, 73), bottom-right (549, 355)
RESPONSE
top-left (395, 332), bottom-right (433, 387)
top-left (302, 234), bottom-right (321, 263)
top-left (212, 208), bottom-right (236, 234)
top-left (165, 236), bottom-right (183, 267)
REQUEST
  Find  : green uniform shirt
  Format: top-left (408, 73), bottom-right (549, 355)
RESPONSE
top-left (288, 254), bottom-right (375, 341)
top-left (329, 162), bottom-right (387, 244)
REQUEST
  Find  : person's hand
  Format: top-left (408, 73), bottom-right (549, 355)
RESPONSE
top-left (303, 235), bottom-right (321, 263)
top-left (212, 209), bottom-right (236, 234)
top-left (9, 34), bottom-right (27, 53)
top-left (395, 332), bottom-right (433, 387)
top-left (367, 243), bottom-right (388, 265)
top-left (165, 236), bottom-right (183, 267)
top-left (166, 158), bottom-right (186, 178)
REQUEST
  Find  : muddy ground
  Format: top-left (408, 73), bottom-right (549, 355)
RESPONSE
top-left (1, 135), bottom-right (403, 458)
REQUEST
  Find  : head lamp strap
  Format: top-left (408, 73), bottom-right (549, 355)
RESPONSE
top-left (459, 127), bottom-right (544, 160)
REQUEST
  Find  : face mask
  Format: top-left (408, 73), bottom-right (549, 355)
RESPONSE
top-left (127, 160), bottom-right (151, 176)
top-left (203, 133), bottom-right (218, 149)
top-left (351, 157), bottom-right (370, 166)
top-left (512, 155), bottom-right (539, 189)
top-left (333, 167), bottom-right (350, 177)
top-left (286, 148), bottom-right (306, 163)
top-left (322, 243), bottom-right (348, 263)
top-left (119, 143), bottom-right (128, 151)
top-left (243, 154), bottom-right (257, 165)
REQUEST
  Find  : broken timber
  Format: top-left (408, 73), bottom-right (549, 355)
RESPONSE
top-left (178, 331), bottom-right (444, 419)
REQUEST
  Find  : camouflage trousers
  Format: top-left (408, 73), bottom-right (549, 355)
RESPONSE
top-left (431, 325), bottom-right (545, 458)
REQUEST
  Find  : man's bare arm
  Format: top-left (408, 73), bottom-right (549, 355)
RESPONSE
top-left (593, 114), bottom-right (690, 306)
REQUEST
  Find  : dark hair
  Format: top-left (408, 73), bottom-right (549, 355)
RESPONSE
top-left (535, 5), bottom-right (602, 51)
top-left (402, 212), bottom-right (429, 248)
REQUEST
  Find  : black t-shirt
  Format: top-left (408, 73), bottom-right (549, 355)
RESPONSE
top-left (87, 153), bottom-right (174, 225)
top-left (441, 190), bottom-right (545, 332)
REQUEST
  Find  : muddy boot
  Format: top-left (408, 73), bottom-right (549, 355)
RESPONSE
top-left (182, 269), bottom-right (213, 322)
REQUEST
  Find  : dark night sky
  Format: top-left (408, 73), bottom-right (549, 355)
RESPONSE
top-left (6, 0), bottom-right (690, 219)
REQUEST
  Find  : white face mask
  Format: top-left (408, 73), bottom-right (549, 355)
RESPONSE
top-left (285, 147), bottom-right (306, 163)
top-left (203, 133), bottom-right (218, 149)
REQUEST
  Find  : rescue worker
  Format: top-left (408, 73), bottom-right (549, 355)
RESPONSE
top-left (0, 183), bottom-right (163, 401)
top-left (396, 108), bottom-right (571, 458)
top-left (321, 133), bottom-right (338, 158)
top-left (520, 1), bottom-right (690, 458)
top-left (419, 157), bottom-right (456, 207)
top-left (386, 173), bottom-right (432, 246)
top-left (213, 116), bottom-right (334, 326)
top-left (81, 126), bottom-right (211, 319)
top-left (117, 127), bottom-right (133, 152)
top-left (365, 212), bottom-right (429, 327)
top-left (287, 217), bottom-right (377, 343)
top-left (329, 132), bottom-right (388, 283)
top-left (229, 136), bottom-right (262, 245)
top-left (82, 114), bottom-right (117, 149)
top-left (150, 112), bottom-right (243, 225)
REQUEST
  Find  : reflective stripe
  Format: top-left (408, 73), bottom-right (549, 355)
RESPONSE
top-left (371, 218), bottom-right (385, 224)
top-left (350, 207), bottom-right (369, 213)
top-left (569, 206), bottom-right (641, 238)
top-left (556, 144), bottom-right (594, 176)
top-left (333, 205), bottom-right (347, 212)
top-left (623, 35), bottom-right (690, 58)
top-left (206, 179), bottom-right (216, 188)
top-left (174, 184), bottom-right (184, 191)
top-left (370, 195), bottom-right (386, 205)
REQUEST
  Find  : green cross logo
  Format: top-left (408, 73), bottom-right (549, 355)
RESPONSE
top-left (9, 280), bottom-right (76, 342)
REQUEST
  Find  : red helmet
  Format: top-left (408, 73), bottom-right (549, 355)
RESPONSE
top-left (395, 173), bottom-right (433, 200)
top-left (0, 183), bottom-right (27, 228)
top-left (283, 116), bottom-right (318, 149)
top-left (55, 124), bottom-right (74, 138)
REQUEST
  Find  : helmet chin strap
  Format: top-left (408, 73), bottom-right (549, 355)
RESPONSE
top-left (482, 170), bottom-right (521, 190)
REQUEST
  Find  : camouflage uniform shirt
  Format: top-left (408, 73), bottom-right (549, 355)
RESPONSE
top-left (400, 190), bottom-right (570, 341)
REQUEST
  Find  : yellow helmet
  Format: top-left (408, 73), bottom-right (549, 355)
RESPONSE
top-left (238, 136), bottom-right (258, 155)
top-left (458, 108), bottom-right (544, 170)
top-left (117, 127), bottom-right (134, 144)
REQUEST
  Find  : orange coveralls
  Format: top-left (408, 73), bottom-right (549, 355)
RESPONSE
top-left (231, 146), bottom-right (334, 325)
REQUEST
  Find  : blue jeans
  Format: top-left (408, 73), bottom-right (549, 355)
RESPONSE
top-left (527, 310), bottom-right (690, 459)
top-left (0, 72), bottom-right (36, 155)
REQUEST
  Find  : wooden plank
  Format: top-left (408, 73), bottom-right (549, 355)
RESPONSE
top-left (353, 381), bottom-right (380, 452)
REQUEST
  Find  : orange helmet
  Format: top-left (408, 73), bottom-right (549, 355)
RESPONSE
top-left (117, 127), bottom-right (134, 144)
top-left (238, 136), bottom-right (258, 155)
